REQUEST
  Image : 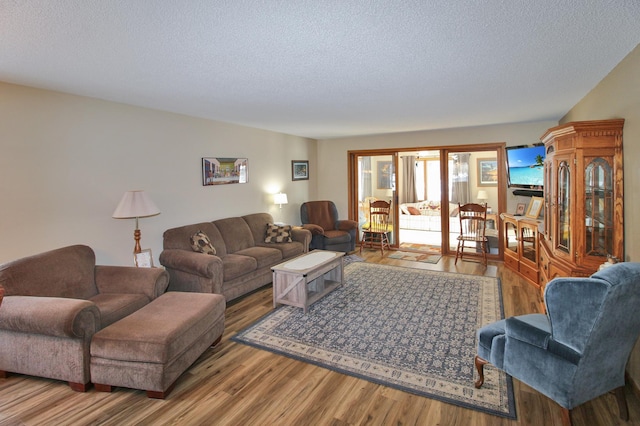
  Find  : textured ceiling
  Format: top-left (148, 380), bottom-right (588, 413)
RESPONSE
top-left (1, 1), bottom-right (639, 139)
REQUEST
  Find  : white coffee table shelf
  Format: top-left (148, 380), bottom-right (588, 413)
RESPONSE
top-left (271, 250), bottom-right (344, 313)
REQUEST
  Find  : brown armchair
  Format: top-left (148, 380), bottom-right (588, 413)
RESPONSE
top-left (300, 200), bottom-right (358, 252)
top-left (0, 245), bottom-right (169, 391)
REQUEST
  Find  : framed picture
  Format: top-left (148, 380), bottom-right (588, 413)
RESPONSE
top-left (292, 160), bottom-right (309, 181)
top-left (134, 249), bottom-right (154, 268)
top-left (477, 158), bottom-right (498, 186)
top-left (202, 157), bottom-right (248, 186)
top-left (377, 161), bottom-right (393, 189)
top-left (515, 203), bottom-right (526, 216)
top-left (526, 196), bottom-right (544, 219)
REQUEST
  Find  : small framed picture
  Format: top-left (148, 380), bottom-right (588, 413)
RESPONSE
top-left (525, 197), bottom-right (544, 219)
top-left (515, 203), bottom-right (526, 216)
top-left (292, 160), bottom-right (309, 181)
top-left (134, 249), bottom-right (154, 268)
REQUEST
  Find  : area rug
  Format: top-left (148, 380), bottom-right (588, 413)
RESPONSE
top-left (232, 262), bottom-right (515, 419)
top-left (343, 254), bottom-right (365, 266)
top-left (400, 242), bottom-right (441, 253)
top-left (388, 250), bottom-right (442, 264)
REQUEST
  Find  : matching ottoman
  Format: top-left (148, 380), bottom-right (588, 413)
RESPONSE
top-left (90, 291), bottom-right (225, 398)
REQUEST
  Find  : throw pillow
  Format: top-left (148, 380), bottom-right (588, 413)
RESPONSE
top-left (407, 206), bottom-right (421, 215)
top-left (265, 223), bottom-right (293, 243)
top-left (190, 230), bottom-right (216, 255)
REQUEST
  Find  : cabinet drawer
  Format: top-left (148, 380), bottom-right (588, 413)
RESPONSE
top-left (504, 254), bottom-right (519, 271)
top-left (520, 262), bottom-right (539, 286)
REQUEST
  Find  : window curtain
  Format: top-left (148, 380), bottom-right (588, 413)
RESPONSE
top-left (451, 153), bottom-right (470, 204)
top-left (360, 157), bottom-right (372, 200)
top-left (400, 155), bottom-right (417, 205)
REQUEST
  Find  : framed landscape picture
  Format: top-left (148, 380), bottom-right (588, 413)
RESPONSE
top-left (202, 157), bottom-right (248, 186)
top-left (292, 160), bottom-right (309, 181)
top-left (477, 158), bottom-right (498, 186)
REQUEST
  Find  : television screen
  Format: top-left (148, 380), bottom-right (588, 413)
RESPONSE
top-left (506, 145), bottom-right (545, 189)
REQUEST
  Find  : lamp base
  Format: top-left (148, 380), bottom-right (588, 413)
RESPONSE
top-left (134, 229), bottom-right (142, 254)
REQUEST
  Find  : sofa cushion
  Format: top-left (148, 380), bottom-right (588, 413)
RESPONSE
top-left (235, 246), bottom-right (283, 269)
top-left (214, 217), bottom-right (255, 253)
top-left (221, 254), bottom-right (258, 281)
top-left (265, 224), bottom-right (293, 243)
top-left (190, 230), bottom-right (216, 255)
top-left (0, 245), bottom-right (98, 299)
top-left (163, 222), bottom-right (227, 257)
top-left (407, 206), bottom-right (421, 215)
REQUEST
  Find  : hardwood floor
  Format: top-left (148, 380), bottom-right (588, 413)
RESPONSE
top-left (1, 252), bottom-right (639, 425)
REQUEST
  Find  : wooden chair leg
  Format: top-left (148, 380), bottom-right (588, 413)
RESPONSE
top-left (474, 355), bottom-right (488, 388)
top-left (560, 407), bottom-right (572, 426)
top-left (613, 386), bottom-right (629, 421)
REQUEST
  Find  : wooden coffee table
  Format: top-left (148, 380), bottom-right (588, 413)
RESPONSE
top-left (271, 250), bottom-right (345, 313)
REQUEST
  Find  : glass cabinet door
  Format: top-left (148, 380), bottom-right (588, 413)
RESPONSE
top-left (505, 220), bottom-right (518, 254)
top-left (585, 157), bottom-right (613, 258)
top-left (556, 159), bottom-right (571, 254)
top-left (520, 222), bottom-right (537, 264)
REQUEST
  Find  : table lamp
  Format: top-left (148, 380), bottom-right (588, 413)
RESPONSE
top-left (112, 190), bottom-right (160, 253)
top-left (477, 190), bottom-right (489, 205)
top-left (274, 192), bottom-right (288, 209)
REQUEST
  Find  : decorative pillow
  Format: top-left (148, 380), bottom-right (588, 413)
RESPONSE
top-left (399, 204), bottom-right (410, 215)
top-left (190, 230), bottom-right (216, 255)
top-left (407, 206), bottom-right (421, 215)
top-left (265, 223), bottom-right (293, 243)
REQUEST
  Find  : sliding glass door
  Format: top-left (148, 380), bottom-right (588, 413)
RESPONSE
top-left (348, 143), bottom-right (505, 261)
top-left (353, 153), bottom-right (397, 248)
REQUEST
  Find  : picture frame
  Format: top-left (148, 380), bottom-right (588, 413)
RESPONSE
top-left (134, 249), bottom-right (154, 268)
top-left (515, 202), bottom-right (527, 216)
top-left (477, 158), bottom-right (498, 186)
top-left (202, 157), bottom-right (248, 186)
top-left (525, 196), bottom-right (544, 219)
top-left (292, 160), bottom-right (309, 181)
top-left (377, 161), bottom-right (392, 189)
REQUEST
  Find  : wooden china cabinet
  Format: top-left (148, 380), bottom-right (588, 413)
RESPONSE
top-left (538, 119), bottom-right (624, 296)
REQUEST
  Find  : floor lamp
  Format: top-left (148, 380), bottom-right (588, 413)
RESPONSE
top-left (112, 190), bottom-right (161, 254)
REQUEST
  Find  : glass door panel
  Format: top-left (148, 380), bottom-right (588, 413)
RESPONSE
top-left (356, 154), bottom-right (395, 247)
top-left (585, 157), bottom-right (613, 257)
top-left (556, 159), bottom-right (571, 254)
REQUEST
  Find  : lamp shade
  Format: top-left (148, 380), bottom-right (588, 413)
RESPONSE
top-left (112, 190), bottom-right (160, 219)
top-left (274, 193), bottom-right (288, 206)
top-left (477, 190), bottom-right (489, 201)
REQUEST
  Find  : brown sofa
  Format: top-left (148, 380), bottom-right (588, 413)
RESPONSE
top-left (0, 245), bottom-right (169, 391)
top-left (160, 212), bottom-right (311, 302)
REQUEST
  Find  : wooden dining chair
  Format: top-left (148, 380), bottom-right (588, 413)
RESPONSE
top-left (360, 200), bottom-right (392, 255)
top-left (455, 202), bottom-right (488, 266)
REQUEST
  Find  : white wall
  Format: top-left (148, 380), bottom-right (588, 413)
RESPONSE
top-left (0, 82), bottom-right (316, 266)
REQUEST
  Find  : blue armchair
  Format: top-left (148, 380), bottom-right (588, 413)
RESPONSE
top-left (300, 200), bottom-right (358, 252)
top-left (475, 262), bottom-right (640, 426)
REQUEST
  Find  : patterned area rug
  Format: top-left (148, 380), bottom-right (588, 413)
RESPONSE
top-left (388, 251), bottom-right (442, 264)
top-left (233, 263), bottom-right (515, 419)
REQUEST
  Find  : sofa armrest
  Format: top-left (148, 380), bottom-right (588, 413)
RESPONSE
top-left (337, 219), bottom-right (359, 231)
top-left (95, 266), bottom-right (169, 300)
top-left (505, 314), bottom-right (551, 350)
top-left (159, 249), bottom-right (222, 277)
top-left (291, 227), bottom-right (312, 252)
top-left (302, 224), bottom-right (325, 235)
top-left (505, 313), bottom-right (582, 364)
top-left (0, 296), bottom-right (99, 338)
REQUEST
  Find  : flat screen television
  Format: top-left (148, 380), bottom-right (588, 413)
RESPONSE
top-left (505, 144), bottom-right (545, 194)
